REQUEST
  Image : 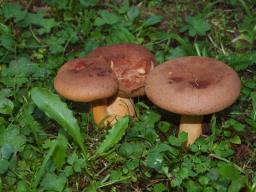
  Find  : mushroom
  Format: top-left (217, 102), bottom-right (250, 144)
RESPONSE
top-left (145, 56), bottom-right (241, 145)
top-left (87, 43), bottom-right (156, 126)
top-left (54, 57), bottom-right (119, 126)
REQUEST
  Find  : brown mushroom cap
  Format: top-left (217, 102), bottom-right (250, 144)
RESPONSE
top-left (145, 56), bottom-right (241, 115)
top-left (87, 43), bottom-right (156, 97)
top-left (54, 57), bottom-right (118, 102)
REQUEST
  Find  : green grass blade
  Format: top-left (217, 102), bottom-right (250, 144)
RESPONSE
top-left (94, 116), bottom-right (129, 157)
top-left (30, 87), bottom-right (87, 156)
top-left (32, 140), bottom-right (57, 191)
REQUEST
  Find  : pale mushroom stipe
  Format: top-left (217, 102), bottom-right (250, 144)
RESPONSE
top-left (54, 57), bottom-right (119, 128)
top-left (86, 43), bottom-right (156, 127)
top-left (145, 56), bottom-right (241, 145)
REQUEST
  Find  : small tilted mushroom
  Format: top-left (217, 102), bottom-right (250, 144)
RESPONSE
top-left (145, 56), bottom-right (241, 145)
top-left (54, 57), bottom-right (119, 125)
top-left (87, 43), bottom-right (156, 126)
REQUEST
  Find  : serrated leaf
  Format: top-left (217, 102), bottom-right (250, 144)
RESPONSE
top-left (0, 126), bottom-right (26, 152)
top-left (30, 87), bottom-right (87, 155)
top-left (1, 57), bottom-right (49, 88)
top-left (181, 15), bottom-right (211, 36)
top-left (217, 52), bottom-right (256, 71)
top-left (95, 116), bottom-right (129, 156)
top-left (2, 3), bottom-right (26, 22)
top-left (94, 10), bottom-right (120, 26)
top-left (168, 132), bottom-right (188, 146)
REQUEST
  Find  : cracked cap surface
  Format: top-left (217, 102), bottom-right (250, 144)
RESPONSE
top-left (87, 43), bottom-right (156, 97)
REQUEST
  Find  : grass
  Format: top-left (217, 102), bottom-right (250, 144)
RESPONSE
top-left (0, 0), bottom-right (256, 191)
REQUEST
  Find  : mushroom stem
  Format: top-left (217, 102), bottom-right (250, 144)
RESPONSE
top-left (179, 115), bottom-right (203, 146)
top-left (91, 99), bottom-right (109, 127)
top-left (92, 96), bottom-right (135, 127)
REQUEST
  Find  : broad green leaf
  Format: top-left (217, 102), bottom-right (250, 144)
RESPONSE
top-left (218, 163), bottom-right (240, 180)
top-left (0, 159), bottom-right (9, 174)
top-left (16, 181), bottom-right (28, 192)
top-left (142, 15), bottom-right (164, 27)
top-left (110, 170), bottom-right (123, 181)
top-left (146, 151), bottom-right (164, 170)
top-left (153, 183), bottom-right (167, 192)
top-left (158, 121), bottom-right (171, 133)
top-left (0, 178), bottom-right (2, 192)
top-left (40, 173), bottom-right (67, 192)
top-left (80, 0), bottom-right (98, 7)
top-left (146, 143), bottom-right (177, 170)
top-left (0, 98), bottom-right (14, 114)
top-left (118, 142), bottom-right (144, 158)
top-left (213, 141), bottom-right (234, 158)
top-left (0, 144), bottom-right (14, 159)
top-left (185, 180), bottom-right (203, 192)
top-left (95, 116), bottom-right (129, 156)
top-left (0, 34), bottom-right (15, 51)
top-left (53, 135), bottom-right (68, 169)
top-left (229, 135), bottom-right (241, 144)
top-left (30, 87), bottom-right (87, 155)
top-left (166, 46), bottom-right (187, 60)
top-left (127, 6), bottom-right (140, 22)
top-left (229, 176), bottom-right (248, 192)
top-left (106, 27), bottom-right (137, 45)
top-left (141, 110), bottom-right (161, 126)
top-left (222, 119), bottom-right (245, 132)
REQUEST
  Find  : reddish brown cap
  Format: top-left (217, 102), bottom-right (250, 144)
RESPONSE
top-left (87, 43), bottom-right (156, 97)
top-left (54, 57), bottom-right (118, 102)
top-left (145, 56), bottom-right (241, 115)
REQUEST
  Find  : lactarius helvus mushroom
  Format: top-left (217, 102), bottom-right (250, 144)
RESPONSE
top-left (54, 57), bottom-right (119, 126)
top-left (145, 56), bottom-right (241, 145)
top-left (87, 43), bottom-right (156, 126)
